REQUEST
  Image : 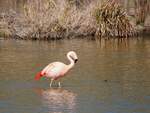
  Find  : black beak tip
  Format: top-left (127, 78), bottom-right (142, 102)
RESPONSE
top-left (74, 59), bottom-right (78, 63)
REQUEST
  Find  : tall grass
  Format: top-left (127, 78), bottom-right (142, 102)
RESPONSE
top-left (93, 0), bottom-right (135, 38)
top-left (0, 0), bottom-right (135, 40)
top-left (135, 0), bottom-right (150, 25)
top-left (0, 13), bottom-right (12, 37)
top-left (15, 0), bottom-right (96, 39)
top-left (18, 0), bottom-right (65, 39)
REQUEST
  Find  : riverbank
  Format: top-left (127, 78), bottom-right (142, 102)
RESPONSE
top-left (0, 0), bottom-right (149, 40)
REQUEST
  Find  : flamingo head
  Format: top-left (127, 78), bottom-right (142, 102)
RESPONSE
top-left (67, 51), bottom-right (78, 63)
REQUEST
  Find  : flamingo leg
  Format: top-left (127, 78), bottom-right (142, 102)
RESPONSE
top-left (58, 82), bottom-right (61, 88)
top-left (50, 79), bottom-right (54, 88)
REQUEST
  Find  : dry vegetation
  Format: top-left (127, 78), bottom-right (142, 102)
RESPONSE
top-left (93, 0), bottom-right (135, 38)
top-left (0, 0), bottom-right (135, 40)
top-left (0, 13), bottom-right (12, 37)
top-left (135, 0), bottom-right (150, 25)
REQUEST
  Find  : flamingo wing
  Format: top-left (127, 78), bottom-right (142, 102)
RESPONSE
top-left (42, 62), bottom-right (65, 78)
top-left (35, 63), bottom-right (58, 80)
top-left (41, 63), bottom-right (55, 75)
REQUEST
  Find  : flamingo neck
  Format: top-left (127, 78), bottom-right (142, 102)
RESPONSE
top-left (67, 54), bottom-right (75, 69)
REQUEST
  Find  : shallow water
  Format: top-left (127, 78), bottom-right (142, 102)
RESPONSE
top-left (0, 37), bottom-right (150, 113)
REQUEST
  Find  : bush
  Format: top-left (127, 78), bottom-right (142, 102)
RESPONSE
top-left (93, 0), bottom-right (135, 38)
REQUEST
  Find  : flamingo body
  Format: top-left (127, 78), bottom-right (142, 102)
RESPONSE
top-left (43, 62), bottom-right (69, 80)
top-left (35, 51), bottom-right (78, 87)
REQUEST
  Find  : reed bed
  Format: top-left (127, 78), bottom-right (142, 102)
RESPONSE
top-left (0, 0), bottom-right (136, 40)
top-left (0, 13), bottom-right (12, 37)
top-left (93, 0), bottom-right (135, 38)
top-left (135, 0), bottom-right (150, 25)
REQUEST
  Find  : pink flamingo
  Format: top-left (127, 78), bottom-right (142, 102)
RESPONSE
top-left (35, 51), bottom-right (78, 87)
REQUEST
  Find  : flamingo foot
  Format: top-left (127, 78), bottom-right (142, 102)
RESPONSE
top-left (50, 79), bottom-right (54, 88)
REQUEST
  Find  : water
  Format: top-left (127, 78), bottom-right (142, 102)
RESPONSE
top-left (0, 37), bottom-right (150, 113)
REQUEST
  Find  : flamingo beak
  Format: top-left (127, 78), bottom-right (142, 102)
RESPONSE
top-left (74, 59), bottom-right (78, 63)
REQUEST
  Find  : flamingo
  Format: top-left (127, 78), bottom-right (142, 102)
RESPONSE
top-left (35, 51), bottom-right (78, 87)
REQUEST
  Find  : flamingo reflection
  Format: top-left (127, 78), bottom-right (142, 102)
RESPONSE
top-left (35, 88), bottom-right (77, 113)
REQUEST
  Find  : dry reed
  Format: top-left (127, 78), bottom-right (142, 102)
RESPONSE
top-left (0, 0), bottom-right (136, 40)
top-left (93, 0), bottom-right (135, 38)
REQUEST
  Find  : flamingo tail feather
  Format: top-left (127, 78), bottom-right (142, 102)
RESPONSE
top-left (35, 71), bottom-right (44, 80)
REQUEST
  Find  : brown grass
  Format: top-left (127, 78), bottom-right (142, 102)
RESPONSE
top-left (135, 0), bottom-right (150, 25)
top-left (93, 0), bottom-right (135, 38)
top-left (0, 0), bottom-right (135, 40)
